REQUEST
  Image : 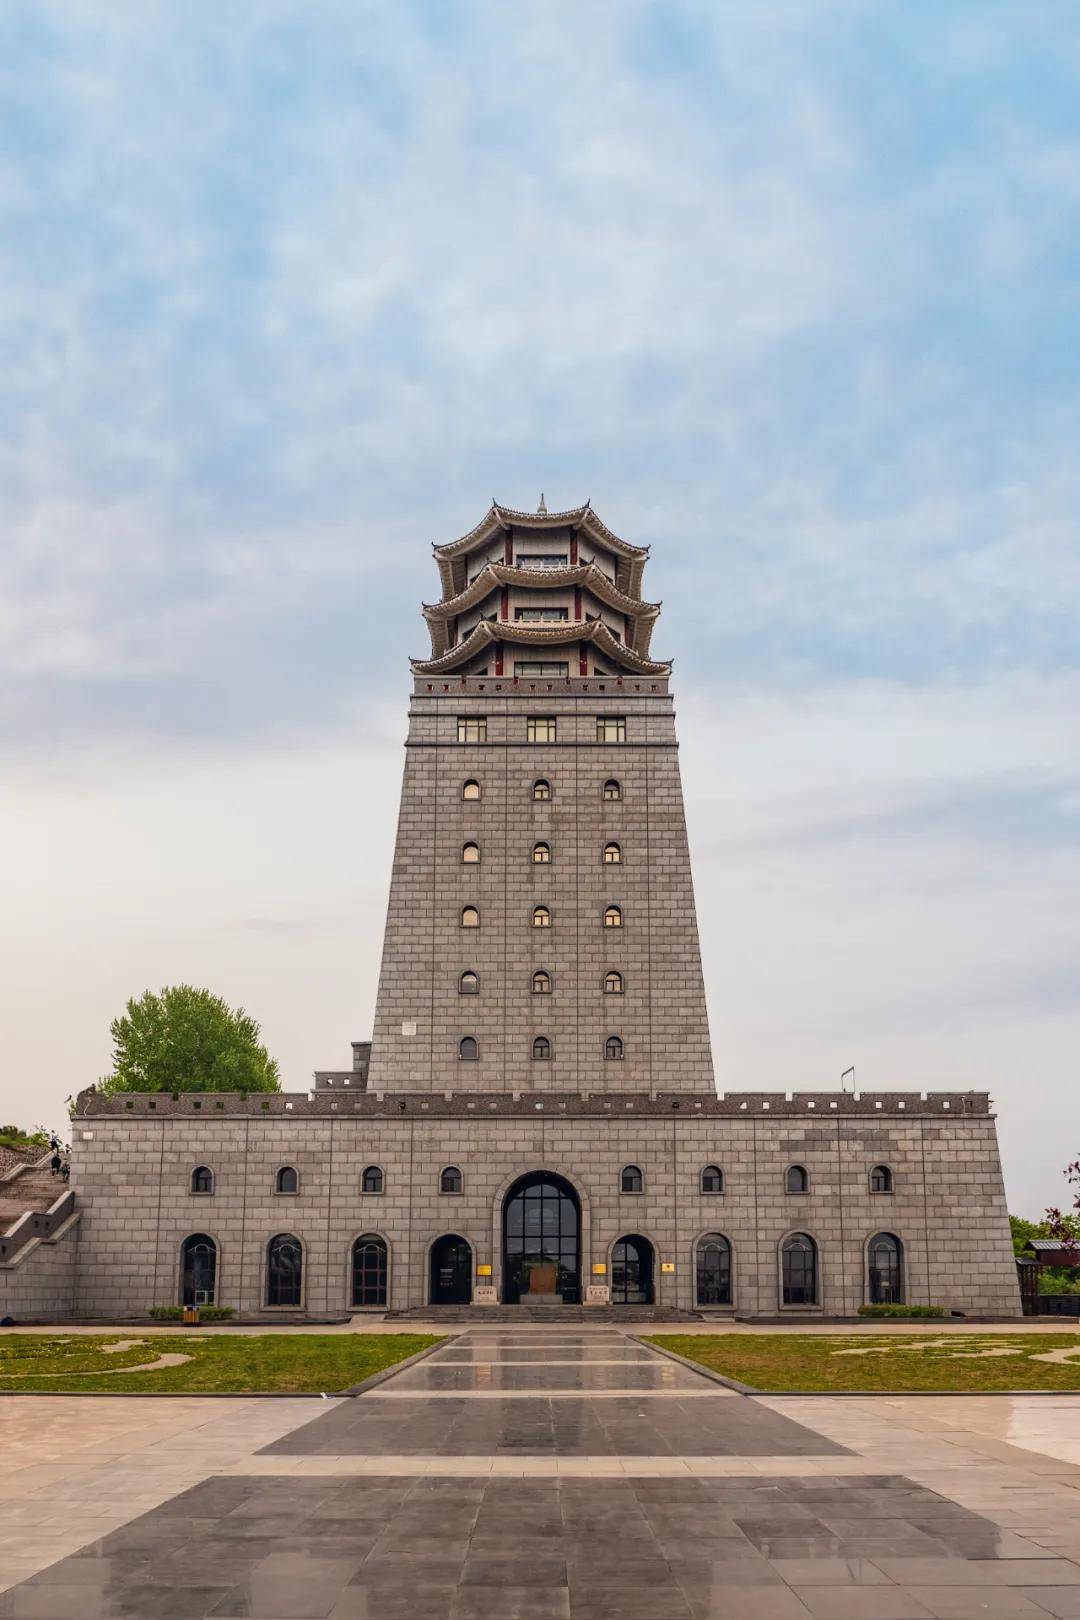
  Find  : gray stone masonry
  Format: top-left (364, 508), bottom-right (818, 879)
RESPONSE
top-left (67, 1091), bottom-right (1021, 1320)
top-left (368, 678), bottom-right (716, 1096)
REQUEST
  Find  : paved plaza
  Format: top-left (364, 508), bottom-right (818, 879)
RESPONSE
top-left (3, 1329), bottom-right (1080, 1617)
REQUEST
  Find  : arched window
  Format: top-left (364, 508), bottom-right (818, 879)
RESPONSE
top-left (462, 841), bottom-right (480, 864)
top-left (532, 1035), bottom-right (552, 1061)
top-left (868, 1232), bottom-right (904, 1304)
top-left (532, 905), bottom-right (551, 928)
top-left (440, 1165), bottom-right (463, 1195)
top-left (351, 1235), bottom-right (387, 1307)
top-left (459, 1036), bottom-right (478, 1061)
top-left (462, 779), bottom-right (481, 801)
top-left (604, 970), bottom-right (624, 995)
top-left (696, 1234), bottom-right (732, 1306)
top-left (461, 905), bottom-right (480, 928)
top-left (459, 970), bottom-right (479, 995)
top-left (532, 841), bottom-right (551, 864)
top-left (266, 1233), bottom-right (303, 1306)
top-left (532, 779), bottom-right (551, 801)
top-left (190, 1166), bottom-right (214, 1195)
top-left (605, 1034), bottom-right (624, 1061)
top-left (532, 970), bottom-right (552, 995)
top-left (869, 1164), bottom-right (893, 1194)
top-left (700, 1165), bottom-right (724, 1195)
top-left (361, 1165), bottom-right (384, 1195)
top-left (781, 1233), bottom-right (817, 1305)
top-left (276, 1165), bottom-right (299, 1195)
top-left (785, 1164), bottom-right (809, 1194)
top-left (181, 1233), bottom-right (217, 1306)
top-left (603, 842), bottom-right (622, 864)
top-left (604, 905), bottom-right (623, 928)
top-left (603, 778), bottom-right (622, 801)
top-left (620, 1164), bottom-right (643, 1194)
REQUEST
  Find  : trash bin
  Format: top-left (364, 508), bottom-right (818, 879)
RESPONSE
top-left (182, 1305), bottom-right (201, 1326)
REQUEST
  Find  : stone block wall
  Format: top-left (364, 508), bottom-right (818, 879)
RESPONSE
top-left (67, 1096), bottom-right (1020, 1320)
top-left (368, 681), bottom-right (714, 1096)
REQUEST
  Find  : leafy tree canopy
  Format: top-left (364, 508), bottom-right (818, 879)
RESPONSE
top-left (100, 985), bottom-right (280, 1095)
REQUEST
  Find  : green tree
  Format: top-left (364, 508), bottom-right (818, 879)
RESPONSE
top-left (100, 985), bottom-right (280, 1095)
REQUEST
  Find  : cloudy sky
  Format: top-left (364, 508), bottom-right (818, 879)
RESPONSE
top-left (3, 2), bottom-right (1077, 1215)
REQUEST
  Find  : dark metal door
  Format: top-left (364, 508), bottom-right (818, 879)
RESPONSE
top-left (611, 1234), bottom-right (653, 1305)
top-left (181, 1234), bottom-right (217, 1306)
top-left (431, 1235), bottom-right (472, 1304)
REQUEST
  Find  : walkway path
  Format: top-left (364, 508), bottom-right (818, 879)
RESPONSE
top-left (3, 1327), bottom-right (1080, 1616)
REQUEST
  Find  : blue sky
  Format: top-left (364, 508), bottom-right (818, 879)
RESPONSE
top-left (2, 1), bottom-right (1078, 1213)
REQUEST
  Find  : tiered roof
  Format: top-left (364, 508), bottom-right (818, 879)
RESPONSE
top-left (413, 501), bottom-right (669, 676)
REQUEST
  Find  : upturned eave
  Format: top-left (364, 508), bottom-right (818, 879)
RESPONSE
top-left (410, 618), bottom-right (671, 676)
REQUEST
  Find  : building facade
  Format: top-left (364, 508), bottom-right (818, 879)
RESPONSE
top-left (3, 501), bottom-right (1021, 1320)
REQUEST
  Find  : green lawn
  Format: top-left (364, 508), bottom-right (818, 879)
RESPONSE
top-left (0, 1332), bottom-right (443, 1393)
top-left (646, 1332), bottom-right (1080, 1393)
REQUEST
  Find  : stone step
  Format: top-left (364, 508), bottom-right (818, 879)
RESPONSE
top-left (384, 1304), bottom-right (703, 1324)
top-left (0, 1162), bottom-right (64, 1233)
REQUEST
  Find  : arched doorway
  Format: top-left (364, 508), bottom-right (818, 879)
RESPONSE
top-left (611, 1234), bottom-right (654, 1305)
top-left (502, 1172), bottom-right (581, 1304)
top-left (351, 1235), bottom-right (388, 1308)
top-left (181, 1234), bottom-right (217, 1307)
top-left (430, 1234), bottom-right (472, 1305)
top-left (868, 1233), bottom-right (904, 1304)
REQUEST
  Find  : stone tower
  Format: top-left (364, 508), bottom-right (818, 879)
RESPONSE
top-left (367, 500), bottom-right (716, 1096)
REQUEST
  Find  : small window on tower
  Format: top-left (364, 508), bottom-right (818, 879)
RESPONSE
top-left (604, 905), bottom-right (623, 928)
top-left (532, 1035), bottom-right (552, 1061)
top-left (532, 970), bottom-right (552, 994)
top-left (597, 716), bottom-right (626, 743)
top-left (459, 971), bottom-right (479, 995)
top-left (457, 717), bottom-right (487, 743)
top-left (462, 779), bottom-right (481, 801)
top-left (462, 841), bottom-right (480, 864)
top-left (605, 1035), bottom-right (625, 1061)
top-left (603, 841), bottom-right (622, 864)
top-left (603, 778), bottom-right (622, 801)
top-left (527, 716), bottom-right (558, 743)
top-left (532, 841), bottom-right (551, 864)
top-left (461, 906), bottom-right (480, 928)
top-left (532, 778), bottom-right (551, 800)
top-left (459, 1037), bottom-right (478, 1061)
top-left (532, 905), bottom-right (551, 928)
top-left (604, 971), bottom-right (623, 995)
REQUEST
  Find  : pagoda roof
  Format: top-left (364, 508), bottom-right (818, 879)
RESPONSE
top-left (422, 563), bottom-right (661, 658)
top-left (410, 618), bottom-right (671, 676)
top-left (433, 503), bottom-right (649, 598)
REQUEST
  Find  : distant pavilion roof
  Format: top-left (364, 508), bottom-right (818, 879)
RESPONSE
top-left (432, 503), bottom-right (650, 598)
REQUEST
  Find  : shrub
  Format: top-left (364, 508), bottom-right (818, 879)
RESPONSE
top-left (200, 1306), bottom-right (235, 1321)
top-left (857, 1303), bottom-right (944, 1318)
top-left (149, 1305), bottom-right (183, 1320)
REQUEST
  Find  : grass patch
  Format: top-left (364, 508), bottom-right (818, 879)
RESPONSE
top-left (646, 1332), bottom-right (1080, 1393)
top-left (0, 1332), bottom-right (443, 1394)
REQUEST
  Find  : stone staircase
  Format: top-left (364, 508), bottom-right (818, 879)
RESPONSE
top-left (384, 1304), bottom-right (704, 1324)
top-left (0, 1155), bottom-right (62, 1235)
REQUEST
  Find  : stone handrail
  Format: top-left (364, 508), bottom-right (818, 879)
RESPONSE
top-left (0, 1188), bottom-right (76, 1265)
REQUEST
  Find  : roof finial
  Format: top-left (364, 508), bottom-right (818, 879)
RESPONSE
top-left (537, 492), bottom-right (547, 515)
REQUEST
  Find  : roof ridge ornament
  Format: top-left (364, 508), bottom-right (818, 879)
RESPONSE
top-left (537, 492), bottom-right (547, 515)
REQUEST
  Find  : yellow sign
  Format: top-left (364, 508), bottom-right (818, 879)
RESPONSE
top-left (592, 1262), bottom-right (607, 1275)
top-left (476, 1264), bottom-right (492, 1277)
top-left (661, 1262), bottom-right (676, 1273)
